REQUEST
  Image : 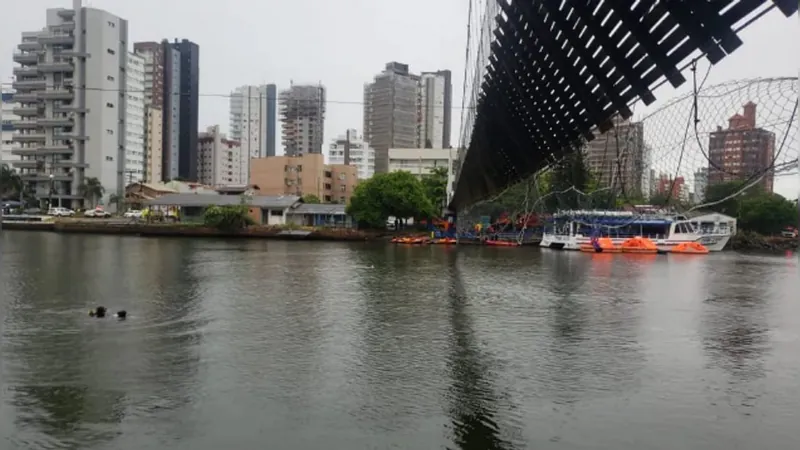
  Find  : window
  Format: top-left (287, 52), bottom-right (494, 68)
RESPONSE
top-left (107, 48), bottom-right (115, 55)
top-left (105, 156), bottom-right (113, 161)
top-left (340, 185), bottom-right (346, 192)
top-left (296, 165), bottom-right (302, 172)
top-left (108, 21), bottom-right (115, 27)
top-left (270, 210), bottom-right (283, 217)
top-left (106, 129), bottom-right (113, 135)
top-left (106, 75), bottom-right (115, 82)
top-left (324, 183), bottom-right (332, 190)
top-left (106, 102), bottom-right (114, 108)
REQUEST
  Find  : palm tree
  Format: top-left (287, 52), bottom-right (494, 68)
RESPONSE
top-left (78, 177), bottom-right (105, 208)
top-left (0, 164), bottom-right (22, 200)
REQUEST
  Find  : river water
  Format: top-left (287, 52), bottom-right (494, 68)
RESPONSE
top-left (0, 232), bottom-right (798, 449)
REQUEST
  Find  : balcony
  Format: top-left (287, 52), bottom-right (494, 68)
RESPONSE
top-left (12, 79), bottom-right (46, 91)
top-left (58, 50), bottom-right (89, 58)
top-left (39, 88), bottom-right (74, 100)
top-left (54, 160), bottom-right (87, 169)
top-left (18, 40), bottom-right (42, 52)
top-left (10, 148), bottom-right (40, 157)
top-left (35, 145), bottom-right (74, 155)
top-left (10, 120), bottom-right (39, 130)
top-left (13, 66), bottom-right (38, 77)
top-left (11, 133), bottom-right (46, 143)
top-left (11, 160), bottom-right (41, 169)
top-left (53, 132), bottom-right (87, 141)
top-left (20, 173), bottom-right (73, 182)
top-left (39, 33), bottom-right (74, 46)
top-left (38, 60), bottom-right (73, 73)
top-left (57, 9), bottom-right (75, 19)
top-left (12, 106), bottom-right (41, 116)
top-left (51, 22), bottom-right (75, 32)
top-left (12, 52), bottom-right (39, 65)
top-left (53, 104), bottom-right (88, 114)
top-left (12, 92), bottom-right (38, 104)
top-left (38, 116), bottom-right (74, 128)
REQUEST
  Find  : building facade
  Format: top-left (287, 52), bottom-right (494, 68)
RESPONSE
top-left (388, 147), bottom-right (458, 199)
top-left (328, 129), bottom-right (375, 180)
top-left (693, 167), bottom-right (708, 204)
top-left (229, 84), bottom-right (277, 161)
top-left (124, 51), bottom-right (145, 184)
top-left (197, 125), bottom-right (245, 187)
top-left (250, 153), bottom-right (357, 204)
top-left (132, 38), bottom-right (198, 182)
top-left (583, 116), bottom-right (645, 198)
top-left (1, 92), bottom-right (20, 165)
top-left (10, 2), bottom-right (129, 208)
top-left (418, 70), bottom-right (452, 149)
top-left (708, 102), bottom-right (775, 192)
top-left (279, 84), bottom-right (325, 157)
top-left (132, 40), bottom-right (164, 182)
top-left (364, 63), bottom-right (453, 173)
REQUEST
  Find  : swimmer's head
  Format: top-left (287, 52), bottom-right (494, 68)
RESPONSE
top-left (94, 306), bottom-right (107, 318)
top-left (116, 310), bottom-right (127, 319)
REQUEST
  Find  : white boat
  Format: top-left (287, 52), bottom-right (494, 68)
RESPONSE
top-left (540, 209), bottom-right (736, 252)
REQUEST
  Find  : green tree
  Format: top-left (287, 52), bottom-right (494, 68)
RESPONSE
top-left (703, 181), bottom-right (797, 235)
top-left (346, 171), bottom-right (434, 228)
top-left (301, 194), bottom-right (321, 204)
top-left (203, 197), bottom-right (255, 231)
top-left (545, 148), bottom-right (590, 211)
top-left (421, 166), bottom-right (449, 213)
top-left (78, 177), bottom-right (105, 208)
top-left (1, 164), bottom-right (22, 200)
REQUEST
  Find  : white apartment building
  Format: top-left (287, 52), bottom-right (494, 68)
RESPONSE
top-left (145, 107), bottom-right (163, 183)
top-left (124, 52), bottom-right (145, 184)
top-left (10, 1), bottom-right (128, 208)
top-left (328, 129), bottom-right (375, 180)
top-left (1, 92), bottom-right (20, 165)
top-left (133, 42), bottom-right (164, 182)
top-left (230, 84), bottom-right (277, 161)
top-left (418, 71), bottom-right (449, 149)
top-left (197, 125), bottom-right (246, 187)
top-left (388, 147), bottom-right (458, 201)
top-left (279, 84), bottom-right (326, 156)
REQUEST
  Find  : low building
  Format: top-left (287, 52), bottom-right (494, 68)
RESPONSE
top-left (145, 193), bottom-right (299, 225)
top-left (124, 180), bottom-right (217, 205)
top-left (250, 153), bottom-right (357, 204)
top-left (388, 147), bottom-right (459, 203)
top-left (286, 203), bottom-right (352, 228)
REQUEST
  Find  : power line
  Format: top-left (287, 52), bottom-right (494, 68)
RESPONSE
top-left (0, 83), bottom-right (476, 110)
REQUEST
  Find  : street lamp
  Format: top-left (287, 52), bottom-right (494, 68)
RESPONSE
top-left (49, 173), bottom-right (54, 209)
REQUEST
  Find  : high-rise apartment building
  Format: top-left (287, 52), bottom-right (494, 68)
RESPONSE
top-left (132, 41), bottom-right (164, 182)
top-left (10, 1), bottom-right (128, 208)
top-left (279, 84), bottom-right (325, 157)
top-left (229, 84), bottom-right (278, 162)
top-left (124, 52), bottom-right (145, 184)
top-left (708, 102), bottom-right (775, 192)
top-left (197, 125), bottom-right (245, 186)
top-left (328, 129), bottom-right (375, 180)
top-left (364, 62), bottom-right (453, 173)
top-left (583, 116), bottom-right (645, 198)
top-left (132, 38), bottom-right (198, 182)
top-left (418, 70), bottom-right (452, 149)
top-left (694, 167), bottom-right (708, 204)
top-left (1, 92), bottom-right (20, 164)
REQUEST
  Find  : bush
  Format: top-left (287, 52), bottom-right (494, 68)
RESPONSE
top-left (203, 204), bottom-right (254, 231)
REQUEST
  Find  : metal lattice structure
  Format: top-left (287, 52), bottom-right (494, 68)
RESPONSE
top-left (452, 0), bottom-right (799, 210)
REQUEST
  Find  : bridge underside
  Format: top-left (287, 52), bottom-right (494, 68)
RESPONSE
top-left (451, 0), bottom-right (798, 210)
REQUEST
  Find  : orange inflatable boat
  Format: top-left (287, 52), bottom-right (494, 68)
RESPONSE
top-left (621, 237), bottom-right (658, 254)
top-left (671, 241), bottom-right (709, 254)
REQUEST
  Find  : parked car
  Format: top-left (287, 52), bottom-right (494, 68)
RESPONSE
top-left (123, 209), bottom-right (143, 218)
top-left (47, 207), bottom-right (75, 217)
top-left (84, 208), bottom-right (111, 218)
top-left (781, 227), bottom-right (798, 238)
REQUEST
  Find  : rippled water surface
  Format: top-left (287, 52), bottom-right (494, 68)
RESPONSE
top-left (1, 232), bottom-right (799, 449)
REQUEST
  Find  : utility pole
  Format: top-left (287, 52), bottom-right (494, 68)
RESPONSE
top-left (344, 129), bottom-right (351, 166)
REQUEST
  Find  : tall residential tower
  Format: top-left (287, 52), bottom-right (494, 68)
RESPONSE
top-left (279, 84), bottom-right (325, 156)
top-left (10, 1), bottom-right (129, 208)
top-left (229, 84), bottom-right (278, 161)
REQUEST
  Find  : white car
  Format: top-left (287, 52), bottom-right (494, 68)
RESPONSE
top-left (84, 208), bottom-right (111, 218)
top-left (123, 210), bottom-right (143, 218)
top-left (47, 207), bottom-right (75, 217)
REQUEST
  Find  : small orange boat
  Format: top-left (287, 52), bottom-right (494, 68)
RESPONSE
top-left (621, 237), bottom-right (658, 254)
top-left (671, 241), bottom-right (709, 254)
top-left (392, 236), bottom-right (429, 245)
top-left (432, 238), bottom-right (457, 245)
top-left (484, 240), bottom-right (520, 247)
top-left (580, 237), bottom-right (621, 253)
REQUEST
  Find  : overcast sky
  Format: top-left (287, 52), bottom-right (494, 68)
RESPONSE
top-left (2, 1), bottom-right (798, 198)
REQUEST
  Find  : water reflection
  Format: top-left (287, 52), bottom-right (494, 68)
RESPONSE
top-left (443, 251), bottom-right (521, 450)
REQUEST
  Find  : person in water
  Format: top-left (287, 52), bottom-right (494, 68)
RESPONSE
top-left (89, 306), bottom-right (126, 319)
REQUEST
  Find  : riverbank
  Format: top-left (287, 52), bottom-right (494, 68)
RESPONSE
top-left (0, 220), bottom-right (385, 241)
top-left (729, 230), bottom-right (798, 253)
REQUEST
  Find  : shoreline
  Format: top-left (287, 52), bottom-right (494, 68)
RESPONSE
top-left (0, 220), bottom-right (386, 241)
